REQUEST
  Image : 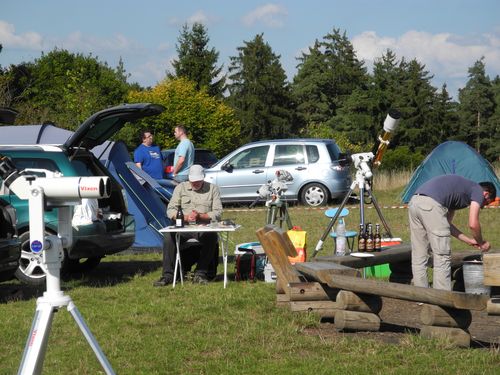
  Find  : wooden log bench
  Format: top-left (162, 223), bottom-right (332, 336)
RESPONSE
top-left (257, 225), bottom-right (491, 345)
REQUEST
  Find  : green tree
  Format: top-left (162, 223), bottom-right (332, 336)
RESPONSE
top-left (6, 49), bottom-right (130, 128)
top-left (227, 33), bottom-right (295, 142)
top-left (458, 58), bottom-right (496, 159)
top-left (292, 41), bottom-right (332, 129)
top-left (488, 75), bottom-right (500, 161)
top-left (292, 28), bottom-right (367, 133)
top-left (169, 23), bottom-right (225, 98)
top-left (125, 77), bottom-right (239, 157)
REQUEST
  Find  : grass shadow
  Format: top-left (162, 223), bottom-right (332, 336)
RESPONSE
top-left (66, 259), bottom-right (162, 288)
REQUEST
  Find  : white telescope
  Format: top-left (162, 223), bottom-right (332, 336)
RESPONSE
top-left (7, 175), bottom-right (110, 201)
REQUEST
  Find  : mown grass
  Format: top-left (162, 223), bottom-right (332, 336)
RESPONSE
top-left (0, 173), bottom-right (499, 374)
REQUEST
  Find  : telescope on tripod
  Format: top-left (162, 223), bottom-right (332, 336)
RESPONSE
top-left (0, 155), bottom-right (116, 375)
top-left (312, 109), bottom-right (401, 258)
top-left (249, 169), bottom-right (294, 229)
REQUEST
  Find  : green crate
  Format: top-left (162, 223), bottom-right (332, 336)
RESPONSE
top-left (364, 263), bottom-right (391, 278)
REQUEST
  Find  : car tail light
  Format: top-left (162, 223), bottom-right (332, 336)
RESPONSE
top-left (165, 166), bottom-right (174, 173)
top-left (330, 164), bottom-right (344, 171)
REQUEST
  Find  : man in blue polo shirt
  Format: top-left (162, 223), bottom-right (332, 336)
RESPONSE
top-left (134, 129), bottom-right (163, 180)
top-left (409, 175), bottom-right (496, 290)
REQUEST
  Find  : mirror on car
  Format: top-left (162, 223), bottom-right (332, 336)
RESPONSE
top-left (221, 162), bottom-right (233, 172)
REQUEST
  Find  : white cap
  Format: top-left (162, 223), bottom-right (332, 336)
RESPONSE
top-left (188, 164), bottom-right (205, 182)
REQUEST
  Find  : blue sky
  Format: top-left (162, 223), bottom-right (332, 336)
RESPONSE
top-left (2, 1), bottom-right (499, 99)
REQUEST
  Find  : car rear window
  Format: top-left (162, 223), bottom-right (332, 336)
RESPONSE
top-left (306, 145), bottom-right (320, 163)
top-left (326, 143), bottom-right (340, 161)
top-left (12, 158), bottom-right (60, 174)
top-left (195, 150), bottom-right (218, 167)
top-left (273, 145), bottom-right (305, 166)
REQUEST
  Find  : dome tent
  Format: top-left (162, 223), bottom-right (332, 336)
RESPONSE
top-left (401, 141), bottom-right (500, 203)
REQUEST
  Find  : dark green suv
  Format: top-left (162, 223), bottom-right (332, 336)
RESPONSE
top-left (0, 197), bottom-right (20, 282)
top-left (0, 103), bottom-right (164, 285)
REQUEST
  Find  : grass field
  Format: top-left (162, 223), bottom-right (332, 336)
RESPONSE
top-left (0, 176), bottom-right (499, 374)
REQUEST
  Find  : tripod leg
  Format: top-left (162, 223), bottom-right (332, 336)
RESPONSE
top-left (270, 206), bottom-right (277, 226)
top-left (313, 185), bottom-right (354, 257)
top-left (18, 302), bottom-right (56, 375)
top-left (283, 204), bottom-right (293, 230)
top-left (366, 188), bottom-right (393, 238)
top-left (67, 301), bottom-right (116, 375)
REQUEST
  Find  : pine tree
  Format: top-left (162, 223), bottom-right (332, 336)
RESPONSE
top-left (292, 28), bottom-right (367, 133)
top-left (227, 34), bottom-right (295, 142)
top-left (169, 23), bottom-right (225, 98)
top-left (458, 58), bottom-right (495, 157)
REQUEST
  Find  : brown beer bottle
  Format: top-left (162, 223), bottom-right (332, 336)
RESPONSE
top-left (374, 223), bottom-right (382, 252)
top-left (365, 223), bottom-right (374, 252)
top-left (357, 223), bottom-right (366, 252)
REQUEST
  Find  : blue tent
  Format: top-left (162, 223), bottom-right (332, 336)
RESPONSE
top-left (104, 141), bottom-right (172, 249)
top-left (401, 141), bottom-right (500, 203)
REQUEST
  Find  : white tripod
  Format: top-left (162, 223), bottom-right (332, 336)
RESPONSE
top-left (0, 163), bottom-right (116, 375)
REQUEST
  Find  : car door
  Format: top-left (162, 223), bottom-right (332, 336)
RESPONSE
top-left (266, 143), bottom-right (308, 200)
top-left (205, 145), bottom-right (270, 202)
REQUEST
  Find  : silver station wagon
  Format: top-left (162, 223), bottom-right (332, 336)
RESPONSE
top-left (204, 139), bottom-right (351, 207)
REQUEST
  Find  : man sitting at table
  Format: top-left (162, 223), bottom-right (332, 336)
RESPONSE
top-left (154, 164), bottom-right (223, 286)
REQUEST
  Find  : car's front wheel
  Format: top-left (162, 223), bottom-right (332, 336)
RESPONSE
top-left (15, 230), bottom-right (55, 285)
top-left (301, 183), bottom-right (329, 207)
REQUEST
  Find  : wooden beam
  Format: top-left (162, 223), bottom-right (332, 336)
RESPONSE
top-left (287, 282), bottom-right (339, 301)
top-left (336, 291), bottom-right (382, 314)
top-left (289, 300), bottom-right (340, 318)
top-left (483, 253), bottom-right (500, 286)
top-left (256, 226), bottom-right (302, 286)
top-left (295, 261), bottom-right (361, 279)
top-left (334, 310), bottom-right (381, 332)
top-left (487, 298), bottom-right (500, 316)
top-left (309, 273), bottom-right (488, 311)
top-left (314, 244), bottom-right (411, 268)
top-left (420, 304), bottom-right (472, 329)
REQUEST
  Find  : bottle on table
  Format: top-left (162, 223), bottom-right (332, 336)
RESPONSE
top-left (175, 199), bottom-right (184, 228)
top-left (335, 218), bottom-right (347, 256)
top-left (366, 223), bottom-right (374, 252)
top-left (357, 223), bottom-right (366, 252)
top-left (374, 223), bottom-right (382, 252)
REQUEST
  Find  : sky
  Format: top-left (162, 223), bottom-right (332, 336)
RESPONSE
top-left (1, 1), bottom-right (500, 99)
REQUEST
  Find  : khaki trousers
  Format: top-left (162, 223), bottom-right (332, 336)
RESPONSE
top-left (408, 195), bottom-right (451, 290)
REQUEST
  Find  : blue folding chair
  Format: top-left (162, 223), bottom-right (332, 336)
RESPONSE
top-left (325, 208), bottom-right (358, 254)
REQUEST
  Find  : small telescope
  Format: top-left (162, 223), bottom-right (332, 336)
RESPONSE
top-left (372, 109), bottom-right (401, 168)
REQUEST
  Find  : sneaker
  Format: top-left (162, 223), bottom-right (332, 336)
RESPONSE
top-left (153, 274), bottom-right (174, 287)
top-left (193, 273), bottom-right (209, 285)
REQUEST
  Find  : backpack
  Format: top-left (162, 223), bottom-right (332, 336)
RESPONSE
top-left (234, 242), bottom-right (266, 281)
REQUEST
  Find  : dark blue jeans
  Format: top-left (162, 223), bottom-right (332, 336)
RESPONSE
top-left (162, 231), bottom-right (219, 278)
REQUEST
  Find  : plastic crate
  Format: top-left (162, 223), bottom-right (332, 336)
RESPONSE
top-left (365, 263), bottom-right (391, 278)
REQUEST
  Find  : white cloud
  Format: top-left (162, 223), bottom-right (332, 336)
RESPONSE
top-left (130, 57), bottom-right (173, 87)
top-left (352, 30), bottom-right (500, 82)
top-left (168, 10), bottom-right (217, 27)
top-left (242, 4), bottom-right (288, 28)
top-left (0, 20), bottom-right (43, 50)
top-left (55, 31), bottom-right (142, 54)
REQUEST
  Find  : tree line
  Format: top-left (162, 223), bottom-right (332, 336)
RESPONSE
top-left (1, 24), bottom-right (499, 168)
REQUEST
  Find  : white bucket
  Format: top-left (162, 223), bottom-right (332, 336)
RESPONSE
top-left (463, 261), bottom-right (491, 295)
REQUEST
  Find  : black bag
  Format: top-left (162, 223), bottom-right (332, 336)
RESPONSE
top-left (234, 247), bottom-right (266, 281)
